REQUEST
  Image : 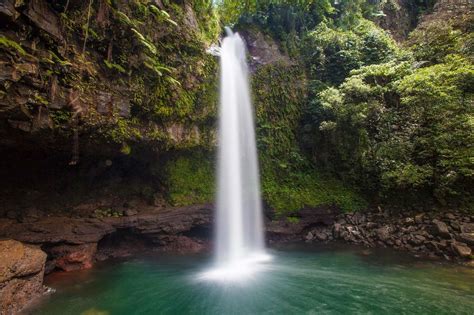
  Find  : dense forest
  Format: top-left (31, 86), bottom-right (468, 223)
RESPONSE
top-left (0, 0), bottom-right (472, 218)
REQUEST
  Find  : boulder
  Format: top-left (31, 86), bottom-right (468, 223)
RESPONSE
top-left (49, 243), bottom-right (97, 272)
top-left (24, 0), bottom-right (64, 42)
top-left (351, 212), bottom-right (366, 225)
top-left (458, 233), bottom-right (474, 247)
top-left (451, 242), bottom-right (472, 258)
top-left (376, 225), bottom-right (392, 241)
top-left (0, 240), bottom-right (47, 314)
top-left (431, 219), bottom-right (451, 238)
top-left (461, 223), bottom-right (474, 234)
top-left (0, 0), bottom-right (19, 21)
top-left (315, 231), bottom-right (328, 242)
top-left (445, 213), bottom-right (456, 220)
top-left (414, 214), bottom-right (424, 224)
top-left (333, 223), bottom-right (341, 239)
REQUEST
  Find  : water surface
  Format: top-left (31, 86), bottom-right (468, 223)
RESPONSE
top-left (28, 245), bottom-right (474, 315)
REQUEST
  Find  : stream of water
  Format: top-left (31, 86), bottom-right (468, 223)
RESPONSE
top-left (209, 28), bottom-right (268, 280)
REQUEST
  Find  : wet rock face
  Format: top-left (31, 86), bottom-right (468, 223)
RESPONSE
top-left (238, 27), bottom-right (291, 71)
top-left (0, 239), bottom-right (47, 315)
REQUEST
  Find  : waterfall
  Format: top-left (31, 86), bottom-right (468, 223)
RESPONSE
top-left (202, 29), bottom-right (270, 281)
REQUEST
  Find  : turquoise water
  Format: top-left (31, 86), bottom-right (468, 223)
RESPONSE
top-left (29, 245), bottom-right (474, 315)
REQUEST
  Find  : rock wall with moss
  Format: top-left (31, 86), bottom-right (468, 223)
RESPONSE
top-left (0, 0), bottom-right (219, 157)
top-left (0, 0), bottom-right (220, 214)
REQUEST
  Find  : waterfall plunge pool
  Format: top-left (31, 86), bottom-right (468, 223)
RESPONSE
top-left (26, 244), bottom-right (474, 315)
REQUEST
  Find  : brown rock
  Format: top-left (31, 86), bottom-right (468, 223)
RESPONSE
top-left (49, 243), bottom-right (97, 272)
top-left (333, 223), bottom-right (342, 239)
top-left (461, 223), bottom-right (474, 234)
top-left (0, 240), bottom-right (47, 315)
top-left (24, 0), bottom-right (64, 42)
top-left (315, 231), bottom-right (328, 241)
top-left (157, 236), bottom-right (206, 254)
top-left (239, 27), bottom-right (291, 71)
top-left (445, 213), bottom-right (456, 220)
top-left (431, 219), bottom-right (451, 239)
top-left (414, 214), bottom-right (424, 224)
top-left (376, 225), bottom-right (392, 241)
top-left (458, 233), bottom-right (474, 247)
top-left (124, 209), bottom-right (138, 217)
top-left (0, 0), bottom-right (19, 20)
top-left (451, 242), bottom-right (472, 258)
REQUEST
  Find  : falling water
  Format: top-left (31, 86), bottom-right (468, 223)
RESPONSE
top-left (202, 29), bottom-right (269, 281)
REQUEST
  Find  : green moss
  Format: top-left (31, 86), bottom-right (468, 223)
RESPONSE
top-left (164, 153), bottom-right (214, 206)
top-left (50, 110), bottom-right (73, 126)
top-left (286, 216), bottom-right (300, 224)
top-left (120, 143), bottom-right (132, 155)
top-left (0, 35), bottom-right (27, 56)
top-left (263, 170), bottom-right (367, 215)
top-left (93, 208), bottom-right (123, 218)
top-left (104, 60), bottom-right (127, 74)
top-left (252, 62), bottom-right (367, 214)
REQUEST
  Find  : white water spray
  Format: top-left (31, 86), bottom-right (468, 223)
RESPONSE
top-left (201, 29), bottom-right (270, 281)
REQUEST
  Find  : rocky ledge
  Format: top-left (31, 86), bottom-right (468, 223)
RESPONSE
top-left (1, 204), bottom-right (473, 276)
top-left (273, 210), bottom-right (474, 265)
top-left (0, 239), bottom-right (47, 315)
top-left (0, 205), bottom-right (212, 273)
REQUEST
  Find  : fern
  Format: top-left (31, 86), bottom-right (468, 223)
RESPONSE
top-left (104, 60), bottom-right (127, 73)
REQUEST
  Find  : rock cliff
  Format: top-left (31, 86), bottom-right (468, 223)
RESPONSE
top-left (0, 239), bottom-right (47, 315)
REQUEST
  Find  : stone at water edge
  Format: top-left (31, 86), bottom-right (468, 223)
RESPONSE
top-left (49, 243), bottom-right (97, 272)
top-left (414, 214), bottom-right (424, 224)
top-left (333, 223), bottom-right (342, 239)
top-left (124, 209), bottom-right (138, 217)
top-left (376, 225), bottom-right (392, 241)
top-left (445, 213), bottom-right (456, 220)
top-left (451, 242), bottom-right (472, 258)
top-left (431, 219), bottom-right (451, 239)
top-left (0, 239), bottom-right (47, 315)
top-left (458, 233), bottom-right (474, 247)
top-left (461, 223), bottom-right (474, 234)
